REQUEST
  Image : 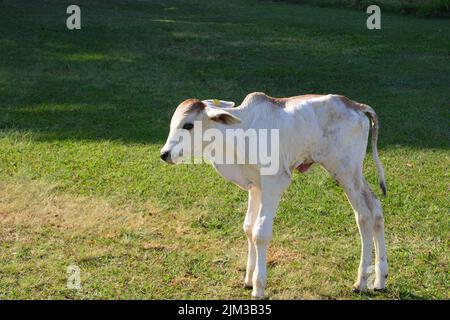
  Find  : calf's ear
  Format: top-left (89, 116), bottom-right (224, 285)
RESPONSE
top-left (205, 107), bottom-right (241, 125)
top-left (202, 99), bottom-right (235, 108)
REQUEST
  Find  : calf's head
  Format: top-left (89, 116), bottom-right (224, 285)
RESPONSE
top-left (160, 98), bottom-right (240, 164)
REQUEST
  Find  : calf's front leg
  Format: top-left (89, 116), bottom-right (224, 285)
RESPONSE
top-left (243, 187), bottom-right (261, 288)
top-left (251, 176), bottom-right (289, 299)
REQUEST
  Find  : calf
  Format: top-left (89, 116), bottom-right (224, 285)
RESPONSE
top-left (160, 92), bottom-right (388, 299)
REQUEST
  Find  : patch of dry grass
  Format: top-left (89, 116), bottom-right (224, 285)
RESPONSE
top-left (0, 179), bottom-right (355, 299)
top-left (0, 179), bottom-right (231, 299)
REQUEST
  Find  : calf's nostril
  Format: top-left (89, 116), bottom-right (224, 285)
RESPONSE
top-left (160, 151), bottom-right (169, 161)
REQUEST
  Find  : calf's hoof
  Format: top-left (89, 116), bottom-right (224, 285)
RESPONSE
top-left (373, 282), bottom-right (387, 291)
top-left (373, 274), bottom-right (388, 291)
top-left (251, 287), bottom-right (265, 300)
top-left (243, 284), bottom-right (253, 290)
top-left (351, 286), bottom-right (361, 293)
top-left (351, 283), bottom-right (367, 293)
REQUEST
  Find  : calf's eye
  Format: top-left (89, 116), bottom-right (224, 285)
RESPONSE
top-left (182, 123), bottom-right (194, 130)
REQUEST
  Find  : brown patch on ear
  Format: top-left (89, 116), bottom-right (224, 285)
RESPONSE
top-left (210, 113), bottom-right (239, 125)
top-left (178, 98), bottom-right (205, 114)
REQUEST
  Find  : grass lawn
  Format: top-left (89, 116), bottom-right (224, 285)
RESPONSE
top-left (0, 0), bottom-right (449, 299)
top-left (279, 0), bottom-right (450, 17)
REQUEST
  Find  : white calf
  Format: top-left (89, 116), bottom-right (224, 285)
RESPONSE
top-left (160, 92), bottom-right (388, 299)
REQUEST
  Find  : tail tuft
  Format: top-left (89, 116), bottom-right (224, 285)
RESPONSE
top-left (380, 181), bottom-right (387, 196)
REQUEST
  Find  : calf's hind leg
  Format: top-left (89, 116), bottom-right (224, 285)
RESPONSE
top-left (343, 175), bottom-right (388, 291)
top-left (339, 173), bottom-right (377, 292)
top-left (372, 191), bottom-right (388, 290)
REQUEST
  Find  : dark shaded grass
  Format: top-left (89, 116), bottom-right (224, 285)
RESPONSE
top-left (0, 0), bottom-right (449, 147)
top-left (276, 0), bottom-right (450, 17)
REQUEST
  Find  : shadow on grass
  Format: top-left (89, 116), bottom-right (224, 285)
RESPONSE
top-left (355, 289), bottom-right (429, 300)
top-left (0, 0), bottom-right (449, 149)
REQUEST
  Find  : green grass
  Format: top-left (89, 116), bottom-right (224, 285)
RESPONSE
top-left (278, 0), bottom-right (450, 17)
top-left (0, 0), bottom-right (449, 299)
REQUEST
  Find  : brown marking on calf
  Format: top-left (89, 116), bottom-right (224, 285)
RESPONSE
top-left (337, 95), bottom-right (367, 113)
top-left (362, 188), bottom-right (374, 213)
top-left (268, 94), bottom-right (324, 108)
top-left (177, 98), bottom-right (205, 114)
top-left (362, 182), bottom-right (377, 214)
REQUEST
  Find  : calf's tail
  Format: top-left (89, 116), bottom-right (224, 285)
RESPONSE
top-left (361, 105), bottom-right (387, 196)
